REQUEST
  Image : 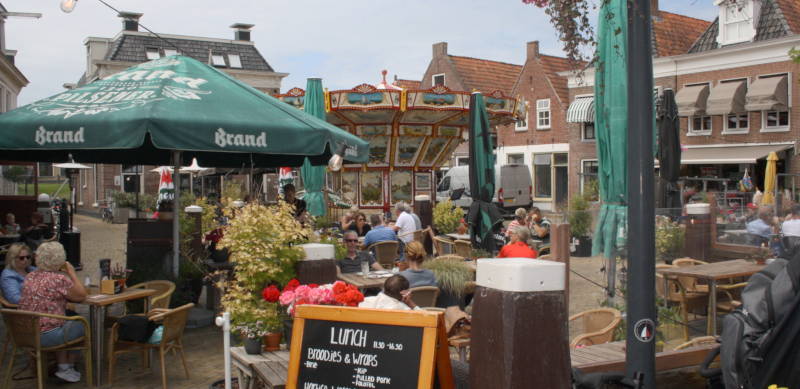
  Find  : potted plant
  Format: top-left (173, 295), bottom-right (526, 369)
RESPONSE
top-left (110, 263), bottom-right (132, 293)
top-left (569, 192), bottom-right (593, 257)
top-left (422, 257), bottom-right (473, 297)
top-left (232, 316), bottom-right (269, 355)
top-left (433, 199), bottom-right (464, 235)
top-left (655, 215), bottom-right (685, 264)
top-left (278, 279), bottom-right (364, 345)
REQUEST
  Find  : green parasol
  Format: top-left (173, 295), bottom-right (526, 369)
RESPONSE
top-left (467, 92), bottom-right (503, 253)
top-left (0, 55), bottom-right (368, 167)
top-left (592, 0), bottom-right (628, 259)
top-left (301, 78), bottom-right (328, 217)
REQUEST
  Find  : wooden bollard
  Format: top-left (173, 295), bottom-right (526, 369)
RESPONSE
top-left (470, 258), bottom-right (571, 388)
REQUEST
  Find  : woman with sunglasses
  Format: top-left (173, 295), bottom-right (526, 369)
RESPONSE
top-left (347, 212), bottom-right (372, 237)
top-left (0, 242), bottom-right (35, 304)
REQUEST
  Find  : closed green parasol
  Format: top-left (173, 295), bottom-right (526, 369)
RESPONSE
top-left (467, 92), bottom-right (503, 253)
top-left (0, 55), bottom-right (369, 167)
top-left (301, 78), bottom-right (328, 217)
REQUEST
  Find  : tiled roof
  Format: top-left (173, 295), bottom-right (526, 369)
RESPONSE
top-left (536, 54), bottom-right (576, 104)
top-left (393, 79), bottom-right (421, 89)
top-left (652, 11), bottom-right (711, 57)
top-left (689, 0), bottom-right (797, 54)
top-left (106, 33), bottom-right (274, 72)
top-left (448, 55), bottom-right (522, 95)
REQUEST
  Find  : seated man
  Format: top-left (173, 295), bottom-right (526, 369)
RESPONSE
top-left (746, 207), bottom-right (775, 243)
top-left (528, 207), bottom-right (551, 244)
top-left (337, 231), bottom-right (383, 274)
top-left (359, 274), bottom-right (419, 310)
top-left (781, 205), bottom-right (800, 237)
top-left (363, 214), bottom-right (398, 248)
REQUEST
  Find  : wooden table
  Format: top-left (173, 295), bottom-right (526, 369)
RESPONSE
top-left (230, 347), bottom-right (289, 389)
top-left (657, 259), bottom-right (764, 334)
top-left (570, 341), bottom-right (718, 373)
top-left (337, 271), bottom-right (390, 290)
top-left (80, 287), bottom-right (157, 385)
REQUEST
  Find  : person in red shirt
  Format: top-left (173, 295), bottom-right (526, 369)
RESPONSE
top-left (498, 226), bottom-right (538, 258)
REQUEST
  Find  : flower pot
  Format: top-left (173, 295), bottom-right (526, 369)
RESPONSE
top-left (263, 332), bottom-right (281, 352)
top-left (243, 337), bottom-right (262, 355)
top-left (283, 318), bottom-right (294, 346)
top-left (572, 236), bottom-right (592, 257)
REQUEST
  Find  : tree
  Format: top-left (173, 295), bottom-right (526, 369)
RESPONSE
top-left (522, 0), bottom-right (607, 64)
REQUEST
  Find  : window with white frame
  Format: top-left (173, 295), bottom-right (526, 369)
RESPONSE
top-left (515, 109), bottom-right (528, 131)
top-left (507, 154), bottom-right (524, 165)
top-left (228, 54), bottom-right (242, 68)
top-left (718, 0), bottom-right (757, 46)
top-left (533, 153), bottom-right (551, 198)
top-left (582, 122), bottom-right (595, 141)
top-left (145, 48), bottom-right (160, 60)
top-left (536, 99), bottom-right (551, 130)
top-left (432, 74), bottom-right (445, 86)
top-left (763, 110), bottom-right (790, 130)
top-left (211, 54), bottom-right (227, 67)
top-left (581, 160), bottom-right (599, 199)
top-left (163, 48), bottom-right (178, 57)
top-left (724, 113), bottom-right (749, 133)
top-left (688, 115), bottom-right (712, 135)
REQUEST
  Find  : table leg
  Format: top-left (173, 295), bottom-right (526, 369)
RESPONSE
top-left (708, 281), bottom-right (717, 335)
top-left (89, 305), bottom-right (106, 386)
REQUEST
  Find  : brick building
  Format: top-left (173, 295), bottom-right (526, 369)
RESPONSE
top-left (65, 12), bottom-right (287, 209)
top-left (562, 0), bottom-right (800, 206)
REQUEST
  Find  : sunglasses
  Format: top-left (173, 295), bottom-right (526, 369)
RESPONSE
top-left (18, 255), bottom-right (31, 260)
top-left (344, 239), bottom-right (359, 243)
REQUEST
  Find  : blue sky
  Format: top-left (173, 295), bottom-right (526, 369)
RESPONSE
top-left (5, 1), bottom-right (718, 105)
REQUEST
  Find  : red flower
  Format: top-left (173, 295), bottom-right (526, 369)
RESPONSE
top-left (283, 279), bottom-right (300, 292)
top-left (308, 283), bottom-right (319, 289)
top-left (262, 285), bottom-right (280, 302)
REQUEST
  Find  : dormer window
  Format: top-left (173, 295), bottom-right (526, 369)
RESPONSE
top-left (211, 54), bottom-right (226, 67)
top-left (716, 0), bottom-right (760, 46)
top-left (164, 48), bottom-right (178, 57)
top-left (228, 54), bottom-right (242, 69)
top-left (145, 48), bottom-right (160, 60)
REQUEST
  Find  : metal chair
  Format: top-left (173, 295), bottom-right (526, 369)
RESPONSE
top-left (1, 309), bottom-right (93, 389)
top-left (408, 286), bottom-right (440, 308)
top-left (108, 303), bottom-right (194, 389)
top-left (367, 241), bottom-right (399, 269)
top-left (453, 240), bottom-right (472, 259)
top-left (568, 307), bottom-right (622, 348)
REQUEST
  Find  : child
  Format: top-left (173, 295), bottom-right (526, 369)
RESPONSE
top-left (4, 213), bottom-right (19, 234)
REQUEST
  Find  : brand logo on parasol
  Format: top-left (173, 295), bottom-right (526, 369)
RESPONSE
top-left (35, 126), bottom-right (85, 145)
top-left (214, 128), bottom-right (266, 148)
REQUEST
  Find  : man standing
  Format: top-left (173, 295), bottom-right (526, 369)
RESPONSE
top-left (393, 202), bottom-right (416, 244)
top-left (363, 214), bottom-right (397, 248)
top-left (337, 231), bottom-right (384, 274)
top-left (281, 184), bottom-right (307, 219)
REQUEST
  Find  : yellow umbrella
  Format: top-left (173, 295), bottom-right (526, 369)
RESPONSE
top-left (761, 151), bottom-right (778, 205)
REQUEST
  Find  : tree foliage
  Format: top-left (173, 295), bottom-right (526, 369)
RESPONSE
top-left (522, 0), bottom-right (603, 64)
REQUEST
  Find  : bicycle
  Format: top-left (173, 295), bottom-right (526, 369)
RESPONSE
top-left (99, 199), bottom-right (114, 223)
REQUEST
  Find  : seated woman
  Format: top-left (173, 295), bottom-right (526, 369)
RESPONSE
top-left (505, 208), bottom-right (528, 239)
top-left (359, 275), bottom-right (419, 310)
top-left (0, 243), bottom-right (35, 304)
top-left (347, 212), bottom-right (372, 237)
top-left (19, 242), bottom-right (87, 383)
top-left (399, 241), bottom-right (437, 288)
top-left (498, 226), bottom-right (538, 259)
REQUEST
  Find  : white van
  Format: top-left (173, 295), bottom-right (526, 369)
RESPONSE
top-left (436, 164), bottom-right (532, 210)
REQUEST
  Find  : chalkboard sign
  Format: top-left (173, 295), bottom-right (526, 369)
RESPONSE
top-left (287, 305), bottom-right (453, 389)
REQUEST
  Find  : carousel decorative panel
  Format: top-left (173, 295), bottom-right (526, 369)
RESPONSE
top-left (419, 138), bottom-right (450, 167)
top-left (341, 172), bottom-right (359, 206)
top-left (395, 137), bottom-right (425, 167)
top-left (360, 171), bottom-right (383, 206)
top-left (390, 171), bottom-right (412, 204)
top-left (366, 136), bottom-right (390, 166)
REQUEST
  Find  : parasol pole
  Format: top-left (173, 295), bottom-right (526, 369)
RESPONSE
top-left (626, 0), bottom-right (656, 387)
top-left (173, 151), bottom-right (181, 278)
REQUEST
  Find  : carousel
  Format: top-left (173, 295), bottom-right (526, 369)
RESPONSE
top-left (276, 71), bottom-right (525, 211)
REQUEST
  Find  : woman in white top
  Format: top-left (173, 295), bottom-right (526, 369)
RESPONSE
top-left (359, 275), bottom-right (420, 310)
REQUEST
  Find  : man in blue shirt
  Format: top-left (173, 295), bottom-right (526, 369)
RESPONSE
top-left (746, 207), bottom-right (776, 246)
top-left (363, 214), bottom-right (398, 248)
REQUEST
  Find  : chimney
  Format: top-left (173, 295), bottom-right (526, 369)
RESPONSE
top-left (433, 42), bottom-right (448, 58)
top-left (230, 23), bottom-right (254, 41)
top-left (117, 11), bottom-right (142, 32)
top-left (527, 41), bottom-right (540, 60)
top-left (651, 0), bottom-right (660, 17)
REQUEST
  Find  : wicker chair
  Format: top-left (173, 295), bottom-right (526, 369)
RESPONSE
top-left (432, 236), bottom-right (455, 256)
top-left (1, 309), bottom-right (93, 389)
top-left (128, 280), bottom-right (176, 311)
top-left (433, 255), bottom-right (465, 262)
top-left (453, 240), bottom-right (472, 259)
top-left (108, 303), bottom-right (194, 389)
top-left (0, 288), bottom-right (17, 372)
top-left (367, 241), bottom-right (399, 269)
top-left (408, 286), bottom-right (440, 308)
top-left (568, 308), bottom-right (622, 348)
top-left (656, 264), bottom-right (709, 340)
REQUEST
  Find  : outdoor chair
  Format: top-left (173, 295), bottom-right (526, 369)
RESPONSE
top-left (367, 241), bottom-right (399, 269)
top-left (673, 335), bottom-right (718, 351)
top-left (432, 236), bottom-right (455, 256)
top-left (656, 264), bottom-right (709, 340)
top-left (672, 258), bottom-right (711, 293)
top-left (408, 286), bottom-right (440, 308)
top-left (1, 309), bottom-right (93, 389)
top-left (108, 303), bottom-right (194, 389)
top-left (0, 288), bottom-right (18, 372)
top-left (453, 240), bottom-right (472, 259)
top-left (433, 255), bottom-right (465, 262)
top-left (538, 244), bottom-right (551, 258)
top-left (568, 308), bottom-right (622, 348)
top-left (107, 280), bottom-right (176, 325)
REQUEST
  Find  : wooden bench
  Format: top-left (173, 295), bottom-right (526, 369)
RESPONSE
top-left (571, 341), bottom-right (718, 373)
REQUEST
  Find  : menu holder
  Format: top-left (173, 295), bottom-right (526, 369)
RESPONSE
top-left (286, 305), bottom-right (453, 389)
top-left (100, 279), bottom-right (116, 294)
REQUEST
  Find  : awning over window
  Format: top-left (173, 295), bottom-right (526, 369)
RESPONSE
top-left (706, 80), bottom-right (747, 115)
top-left (566, 96), bottom-right (594, 123)
top-left (745, 75), bottom-right (788, 112)
top-left (675, 84), bottom-right (709, 116)
top-left (681, 144), bottom-right (792, 165)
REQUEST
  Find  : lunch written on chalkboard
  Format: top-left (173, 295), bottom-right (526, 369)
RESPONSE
top-left (286, 305), bottom-right (453, 389)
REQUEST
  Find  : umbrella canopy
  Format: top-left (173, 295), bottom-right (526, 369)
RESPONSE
top-left (657, 89), bottom-right (682, 210)
top-left (301, 78), bottom-right (328, 217)
top-left (592, 0), bottom-right (629, 259)
top-left (0, 55), bottom-right (368, 167)
top-left (762, 151), bottom-right (778, 205)
top-left (466, 92), bottom-right (502, 253)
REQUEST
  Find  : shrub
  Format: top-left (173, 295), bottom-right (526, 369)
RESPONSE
top-left (433, 200), bottom-right (464, 234)
top-left (568, 192), bottom-right (592, 238)
top-left (655, 216), bottom-right (685, 262)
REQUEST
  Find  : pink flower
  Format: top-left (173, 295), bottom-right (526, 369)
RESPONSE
top-left (279, 290), bottom-right (295, 306)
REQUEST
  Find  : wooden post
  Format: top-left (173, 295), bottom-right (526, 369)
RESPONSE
top-left (550, 223), bottom-right (571, 302)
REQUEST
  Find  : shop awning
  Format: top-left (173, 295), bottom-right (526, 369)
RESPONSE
top-left (675, 84), bottom-right (709, 116)
top-left (745, 75), bottom-right (788, 112)
top-left (681, 144), bottom-right (792, 165)
top-left (706, 80), bottom-right (747, 115)
top-left (567, 96), bottom-right (594, 123)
